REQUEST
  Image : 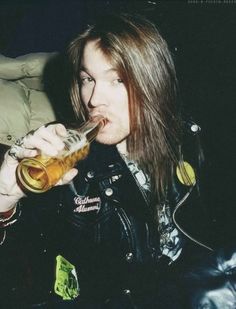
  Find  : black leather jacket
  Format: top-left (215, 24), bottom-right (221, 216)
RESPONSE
top-left (52, 122), bottom-right (214, 305)
top-left (0, 122), bottom-right (216, 308)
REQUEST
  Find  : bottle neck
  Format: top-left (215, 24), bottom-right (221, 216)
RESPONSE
top-left (81, 116), bottom-right (106, 143)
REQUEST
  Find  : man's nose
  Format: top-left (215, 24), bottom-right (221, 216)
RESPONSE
top-left (88, 84), bottom-right (106, 108)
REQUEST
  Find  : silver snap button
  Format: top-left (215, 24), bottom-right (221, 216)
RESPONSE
top-left (191, 124), bottom-right (200, 132)
top-left (87, 171), bottom-right (95, 178)
top-left (123, 289), bottom-right (131, 295)
top-left (105, 188), bottom-right (113, 196)
top-left (125, 252), bottom-right (133, 263)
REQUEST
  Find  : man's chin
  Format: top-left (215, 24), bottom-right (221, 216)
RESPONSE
top-left (95, 136), bottom-right (117, 145)
top-left (95, 133), bottom-right (123, 146)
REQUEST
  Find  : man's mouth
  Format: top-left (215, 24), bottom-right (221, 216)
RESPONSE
top-left (89, 114), bottom-right (109, 131)
top-left (90, 113), bottom-right (109, 123)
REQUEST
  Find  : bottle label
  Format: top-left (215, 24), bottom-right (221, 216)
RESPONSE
top-left (62, 130), bottom-right (87, 156)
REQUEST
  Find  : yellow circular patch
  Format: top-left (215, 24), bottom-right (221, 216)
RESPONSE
top-left (176, 161), bottom-right (196, 186)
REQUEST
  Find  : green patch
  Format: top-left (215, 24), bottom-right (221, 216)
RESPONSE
top-left (54, 255), bottom-right (80, 300)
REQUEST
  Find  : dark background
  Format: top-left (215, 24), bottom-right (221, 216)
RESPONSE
top-left (0, 0), bottom-right (235, 240)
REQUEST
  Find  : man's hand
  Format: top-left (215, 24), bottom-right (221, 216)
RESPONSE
top-left (0, 123), bottom-right (78, 211)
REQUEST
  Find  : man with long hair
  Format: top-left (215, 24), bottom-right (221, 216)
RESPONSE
top-left (0, 13), bottom-right (215, 308)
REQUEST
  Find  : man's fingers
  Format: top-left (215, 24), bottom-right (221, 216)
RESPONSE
top-left (9, 123), bottom-right (67, 160)
top-left (56, 168), bottom-right (78, 186)
top-left (53, 123), bottom-right (68, 137)
top-left (24, 126), bottom-right (65, 155)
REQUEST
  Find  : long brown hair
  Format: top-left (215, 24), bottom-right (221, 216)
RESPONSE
top-left (68, 13), bottom-right (182, 217)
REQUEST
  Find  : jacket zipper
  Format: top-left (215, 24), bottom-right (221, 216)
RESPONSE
top-left (172, 187), bottom-right (213, 251)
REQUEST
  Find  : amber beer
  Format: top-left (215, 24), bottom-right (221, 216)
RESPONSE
top-left (16, 116), bottom-right (106, 193)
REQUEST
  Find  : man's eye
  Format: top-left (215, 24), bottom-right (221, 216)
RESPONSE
top-left (80, 77), bottom-right (94, 84)
top-left (113, 78), bottom-right (123, 84)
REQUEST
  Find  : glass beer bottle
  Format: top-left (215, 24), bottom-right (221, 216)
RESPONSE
top-left (16, 115), bottom-right (106, 193)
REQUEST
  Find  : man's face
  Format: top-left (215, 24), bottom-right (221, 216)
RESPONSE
top-left (79, 40), bottom-right (130, 145)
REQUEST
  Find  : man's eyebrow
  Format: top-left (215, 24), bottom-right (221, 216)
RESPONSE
top-left (79, 66), bottom-right (88, 73)
top-left (79, 66), bottom-right (118, 75)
